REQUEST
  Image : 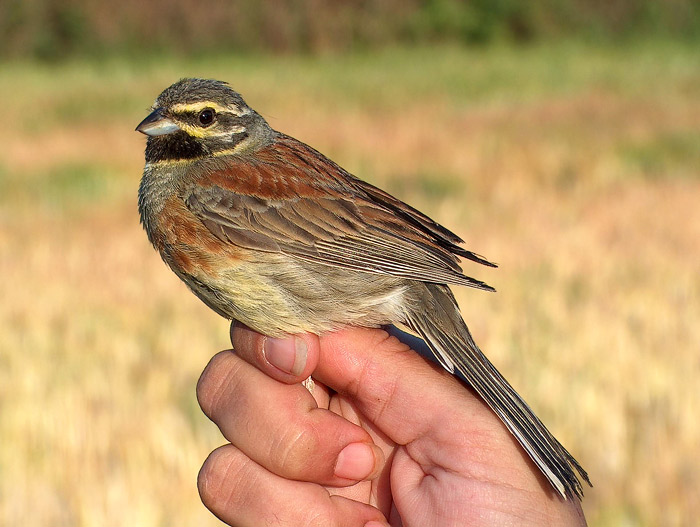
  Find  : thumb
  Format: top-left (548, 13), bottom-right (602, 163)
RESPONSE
top-left (313, 326), bottom-right (485, 446)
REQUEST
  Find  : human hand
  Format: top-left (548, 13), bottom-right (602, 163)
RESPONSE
top-left (196, 324), bottom-right (586, 526)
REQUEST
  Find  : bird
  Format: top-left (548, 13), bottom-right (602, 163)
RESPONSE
top-left (136, 78), bottom-right (590, 500)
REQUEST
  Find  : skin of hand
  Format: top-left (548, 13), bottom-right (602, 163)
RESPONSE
top-left (196, 324), bottom-right (587, 527)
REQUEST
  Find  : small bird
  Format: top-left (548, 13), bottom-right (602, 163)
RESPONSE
top-left (136, 78), bottom-right (590, 499)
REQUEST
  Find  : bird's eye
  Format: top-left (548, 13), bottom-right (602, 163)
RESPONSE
top-left (198, 109), bottom-right (215, 126)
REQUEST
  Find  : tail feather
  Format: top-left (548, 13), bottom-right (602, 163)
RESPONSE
top-left (405, 283), bottom-right (591, 500)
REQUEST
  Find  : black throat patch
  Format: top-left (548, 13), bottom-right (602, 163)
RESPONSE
top-left (145, 131), bottom-right (207, 163)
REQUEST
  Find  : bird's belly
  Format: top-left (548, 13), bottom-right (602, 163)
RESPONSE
top-left (180, 253), bottom-right (409, 337)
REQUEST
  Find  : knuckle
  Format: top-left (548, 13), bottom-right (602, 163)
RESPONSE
top-left (274, 423), bottom-right (323, 478)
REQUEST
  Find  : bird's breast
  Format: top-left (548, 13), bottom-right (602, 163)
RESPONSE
top-left (154, 193), bottom-right (249, 278)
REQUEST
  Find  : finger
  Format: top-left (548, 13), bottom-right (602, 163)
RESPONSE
top-left (198, 444), bottom-right (389, 527)
top-left (197, 350), bottom-right (384, 486)
top-left (230, 321), bottom-right (320, 384)
top-left (326, 395), bottom-right (396, 515)
top-left (313, 326), bottom-right (497, 447)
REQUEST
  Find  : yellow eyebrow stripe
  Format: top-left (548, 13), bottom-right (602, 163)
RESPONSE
top-left (170, 101), bottom-right (249, 116)
top-left (177, 123), bottom-right (246, 139)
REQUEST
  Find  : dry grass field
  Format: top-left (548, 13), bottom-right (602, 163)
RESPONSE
top-left (1, 42), bottom-right (698, 526)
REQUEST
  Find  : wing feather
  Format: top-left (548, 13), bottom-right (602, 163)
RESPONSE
top-left (184, 134), bottom-right (496, 290)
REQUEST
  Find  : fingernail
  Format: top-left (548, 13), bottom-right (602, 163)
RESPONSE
top-left (334, 442), bottom-right (378, 481)
top-left (263, 336), bottom-right (307, 376)
top-left (364, 522), bottom-right (389, 527)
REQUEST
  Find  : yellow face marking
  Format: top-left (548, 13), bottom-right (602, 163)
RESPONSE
top-left (168, 101), bottom-right (250, 138)
top-left (176, 123), bottom-right (206, 138)
top-left (211, 141), bottom-right (252, 157)
top-left (144, 157), bottom-right (193, 168)
top-left (170, 101), bottom-right (250, 117)
top-left (145, 142), bottom-right (248, 165)
top-left (177, 123), bottom-right (246, 139)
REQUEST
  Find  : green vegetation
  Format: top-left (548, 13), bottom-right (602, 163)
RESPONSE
top-left (2, 0), bottom-right (699, 60)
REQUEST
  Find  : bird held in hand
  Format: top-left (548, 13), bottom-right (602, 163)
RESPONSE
top-left (136, 78), bottom-right (590, 499)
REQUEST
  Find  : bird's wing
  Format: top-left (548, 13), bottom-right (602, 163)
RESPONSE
top-left (184, 134), bottom-right (495, 290)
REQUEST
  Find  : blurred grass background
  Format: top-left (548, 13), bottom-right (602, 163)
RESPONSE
top-left (1, 1), bottom-right (699, 526)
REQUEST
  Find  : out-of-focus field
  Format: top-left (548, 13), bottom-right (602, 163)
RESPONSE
top-left (1, 42), bottom-right (698, 526)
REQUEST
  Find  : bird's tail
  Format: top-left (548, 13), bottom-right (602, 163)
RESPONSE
top-left (404, 282), bottom-right (591, 500)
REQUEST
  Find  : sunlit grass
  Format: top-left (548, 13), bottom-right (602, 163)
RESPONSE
top-left (1, 41), bottom-right (699, 526)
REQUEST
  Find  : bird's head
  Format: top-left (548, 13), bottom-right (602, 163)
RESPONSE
top-left (136, 78), bottom-right (273, 163)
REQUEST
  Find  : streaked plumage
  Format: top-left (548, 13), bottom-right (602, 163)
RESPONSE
top-left (137, 78), bottom-right (590, 499)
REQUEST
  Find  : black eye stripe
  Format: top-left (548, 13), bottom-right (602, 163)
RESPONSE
top-left (174, 109), bottom-right (245, 125)
top-left (175, 111), bottom-right (206, 122)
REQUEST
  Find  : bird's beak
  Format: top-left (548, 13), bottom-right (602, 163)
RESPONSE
top-left (135, 108), bottom-right (180, 136)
